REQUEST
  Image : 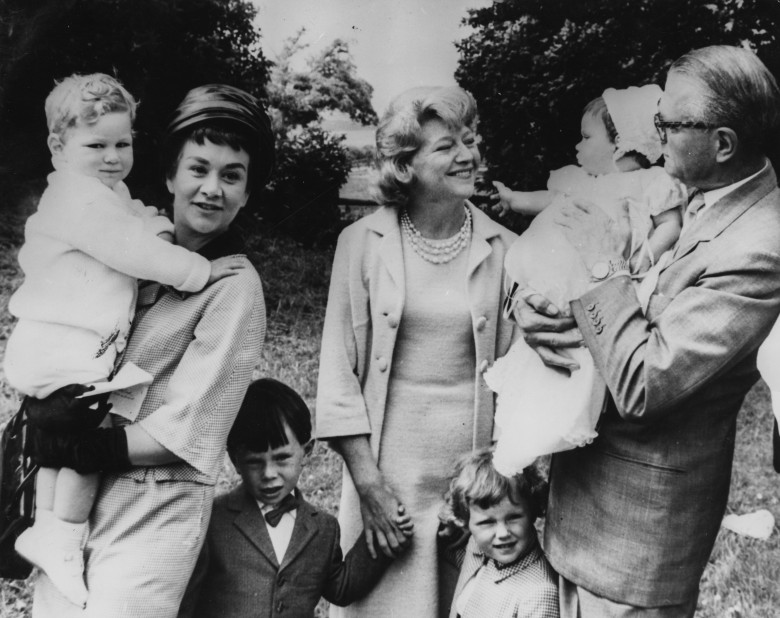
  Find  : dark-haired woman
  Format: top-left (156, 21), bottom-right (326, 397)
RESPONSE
top-left (32, 84), bottom-right (272, 618)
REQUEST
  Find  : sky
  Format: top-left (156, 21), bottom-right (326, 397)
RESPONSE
top-left (251, 0), bottom-right (495, 117)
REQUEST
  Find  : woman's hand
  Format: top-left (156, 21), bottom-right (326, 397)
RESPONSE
top-left (207, 256), bottom-right (246, 284)
top-left (331, 435), bottom-right (410, 558)
top-left (554, 197), bottom-right (632, 270)
top-left (357, 480), bottom-right (410, 559)
top-left (29, 425), bottom-right (131, 474)
top-left (513, 290), bottom-right (583, 371)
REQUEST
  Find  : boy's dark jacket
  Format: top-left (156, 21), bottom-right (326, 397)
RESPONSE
top-left (178, 484), bottom-right (390, 618)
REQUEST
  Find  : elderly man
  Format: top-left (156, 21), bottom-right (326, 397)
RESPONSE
top-left (516, 45), bottom-right (780, 616)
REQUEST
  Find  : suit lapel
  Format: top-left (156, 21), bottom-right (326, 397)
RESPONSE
top-left (279, 499), bottom-right (318, 570)
top-left (663, 163), bottom-right (777, 273)
top-left (229, 488), bottom-right (279, 568)
top-left (370, 206), bottom-right (406, 296)
top-left (466, 203), bottom-right (501, 448)
top-left (466, 203), bottom-right (493, 281)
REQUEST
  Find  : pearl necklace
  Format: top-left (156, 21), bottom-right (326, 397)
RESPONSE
top-left (400, 206), bottom-right (472, 264)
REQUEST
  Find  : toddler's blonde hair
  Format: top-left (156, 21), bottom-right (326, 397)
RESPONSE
top-left (45, 73), bottom-right (137, 137)
top-left (442, 447), bottom-right (548, 528)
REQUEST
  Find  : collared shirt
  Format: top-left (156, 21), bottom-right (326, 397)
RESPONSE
top-left (453, 538), bottom-right (559, 618)
top-left (257, 500), bottom-right (297, 563)
top-left (699, 159), bottom-right (768, 214)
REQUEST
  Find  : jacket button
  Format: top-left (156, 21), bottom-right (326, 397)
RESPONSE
top-left (377, 358), bottom-right (389, 372)
top-left (476, 316), bottom-right (487, 331)
top-left (586, 303), bottom-right (596, 311)
top-left (595, 325), bottom-right (604, 334)
top-left (388, 315), bottom-right (399, 329)
top-left (479, 359), bottom-right (489, 373)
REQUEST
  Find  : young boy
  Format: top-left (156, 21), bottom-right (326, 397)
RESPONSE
top-left (179, 378), bottom-right (412, 618)
top-left (440, 448), bottom-right (558, 618)
top-left (6, 73), bottom-right (241, 607)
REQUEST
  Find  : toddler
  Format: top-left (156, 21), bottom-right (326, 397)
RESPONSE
top-left (486, 85), bottom-right (687, 475)
top-left (439, 448), bottom-right (558, 618)
top-left (5, 73), bottom-right (241, 606)
top-left (179, 378), bottom-right (412, 618)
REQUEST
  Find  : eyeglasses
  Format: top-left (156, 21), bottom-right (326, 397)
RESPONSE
top-left (653, 113), bottom-right (717, 144)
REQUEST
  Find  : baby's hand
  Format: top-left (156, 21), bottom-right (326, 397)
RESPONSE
top-left (207, 256), bottom-right (246, 284)
top-left (132, 201), bottom-right (161, 218)
top-left (491, 180), bottom-right (514, 216)
top-left (629, 251), bottom-right (646, 274)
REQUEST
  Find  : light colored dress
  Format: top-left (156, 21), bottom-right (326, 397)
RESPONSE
top-left (333, 237), bottom-right (475, 618)
top-left (485, 165), bottom-right (686, 475)
top-left (317, 205), bottom-right (517, 617)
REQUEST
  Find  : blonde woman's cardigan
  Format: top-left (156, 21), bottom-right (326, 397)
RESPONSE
top-left (315, 203), bottom-right (517, 455)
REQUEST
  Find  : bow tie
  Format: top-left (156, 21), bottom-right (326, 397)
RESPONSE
top-left (264, 493), bottom-right (299, 527)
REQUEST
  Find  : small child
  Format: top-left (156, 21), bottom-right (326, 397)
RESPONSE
top-left (179, 378), bottom-right (413, 618)
top-left (439, 448), bottom-right (558, 618)
top-left (485, 85), bottom-right (687, 475)
top-left (5, 73), bottom-right (241, 606)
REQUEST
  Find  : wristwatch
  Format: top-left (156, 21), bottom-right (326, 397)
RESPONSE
top-left (590, 258), bottom-right (630, 282)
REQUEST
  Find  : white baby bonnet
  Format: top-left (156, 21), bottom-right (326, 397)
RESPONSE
top-left (603, 84), bottom-right (663, 164)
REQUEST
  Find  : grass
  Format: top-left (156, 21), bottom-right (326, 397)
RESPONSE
top-left (0, 195), bottom-right (779, 617)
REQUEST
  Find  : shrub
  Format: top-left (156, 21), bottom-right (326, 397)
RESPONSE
top-left (456, 0), bottom-right (780, 201)
top-left (259, 126), bottom-right (352, 247)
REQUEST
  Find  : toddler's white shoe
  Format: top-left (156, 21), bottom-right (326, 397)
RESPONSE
top-left (15, 519), bottom-right (88, 608)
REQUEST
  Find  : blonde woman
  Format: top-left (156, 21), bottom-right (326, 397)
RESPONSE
top-left (316, 86), bottom-right (516, 618)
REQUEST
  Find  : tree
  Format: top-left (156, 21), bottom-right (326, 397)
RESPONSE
top-left (267, 30), bottom-right (377, 127)
top-left (259, 31), bottom-right (377, 245)
top-left (456, 0), bottom-right (780, 207)
top-left (0, 0), bottom-right (271, 204)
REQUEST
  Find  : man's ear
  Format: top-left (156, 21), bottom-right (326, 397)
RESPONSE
top-left (47, 133), bottom-right (64, 157)
top-left (714, 127), bottom-right (738, 164)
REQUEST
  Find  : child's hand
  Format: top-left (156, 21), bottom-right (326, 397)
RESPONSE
top-left (437, 517), bottom-right (465, 541)
top-left (491, 180), bottom-right (514, 216)
top-left (436, 501), bottom-right (465, 540)
top-left (207, 256), bottom-right (246, 284)
top-left (157, 230), bottom-right (175, 244)
top-left (394, 504), bottom-right (414, 541)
